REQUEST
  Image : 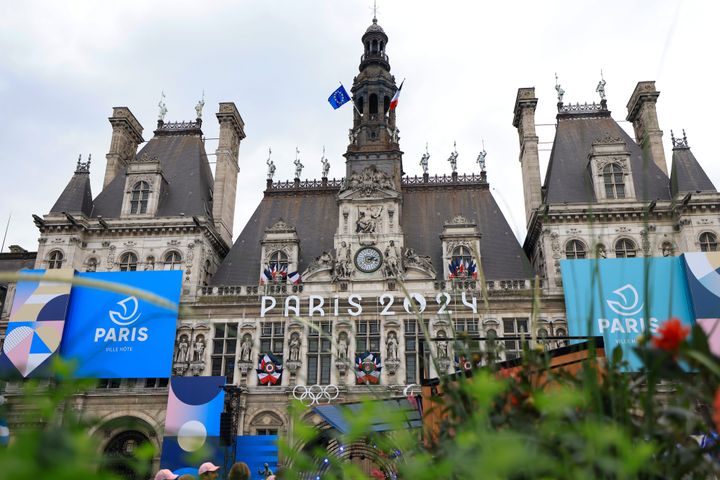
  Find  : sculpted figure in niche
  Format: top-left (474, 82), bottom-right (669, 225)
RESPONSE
top-left (386, 331), bottom-right (399, 361)
top-left (404, 248), bottom-right (435, 274)
top-left (289, 332), bottom-right (301, 362)
top-left (193, 335), bottom-right (206, 362)
top-left (436, 330), bottom-right (448, 359)
top-left (337, 332), bottom-right (349, 360)
top-left (240, 334), bottom-right (253, 363)
top-left (176, 335), bottom-right (189, 362)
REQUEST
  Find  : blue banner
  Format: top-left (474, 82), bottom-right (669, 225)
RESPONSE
top-left (560, 257), bottom-right (695, 370)
top-left (59, 271), bottom-right (182, 378)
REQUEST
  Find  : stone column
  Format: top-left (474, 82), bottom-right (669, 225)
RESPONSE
top-left (213, 103), bottom-right (245, 247)
top-left (626, 81), bottom-right (667, 176)
top-left (104, 107), bottom-right (144, 188)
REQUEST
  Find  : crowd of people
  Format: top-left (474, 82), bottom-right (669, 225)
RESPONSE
top-left (154, 461), bottom-right (278, 480)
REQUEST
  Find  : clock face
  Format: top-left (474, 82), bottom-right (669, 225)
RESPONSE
top-left (354, 247), bottom-right (383, 273)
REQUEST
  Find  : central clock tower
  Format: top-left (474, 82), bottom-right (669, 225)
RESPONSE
top-left (331, 15), bottom-right (407, 287)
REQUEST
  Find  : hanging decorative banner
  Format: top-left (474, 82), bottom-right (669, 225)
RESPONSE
top-left (0, 269), bottom-right (74, 379)
top-left (160, 376), bottom-right (226, 476)
top-left (447, 258), bottom-right (477, 279)
top-left (355, 351), bottom-right (382, 384)
top-left (682, 252), bottom-right (720, 356)
top-left (257, 353), bottom-right (283, 385)
top-left (60, 271), bottom-right (182, 378)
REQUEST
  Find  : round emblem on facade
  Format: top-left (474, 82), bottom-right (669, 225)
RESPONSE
top-left (354, 246), bottom-right (383, 273)
top-left (264, 363), bottom-right (275, 373)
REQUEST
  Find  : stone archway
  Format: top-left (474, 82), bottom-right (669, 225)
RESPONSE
top-left (95, 415), bottom-right (159, 479)
top-left (101, 430), bottom-right (153, 480)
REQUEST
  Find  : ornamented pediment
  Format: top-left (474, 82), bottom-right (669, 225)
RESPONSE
top-left (265, 219), bottom-right (295, 233)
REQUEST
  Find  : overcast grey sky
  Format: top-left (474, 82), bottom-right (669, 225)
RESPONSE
top-left (1, 0), bottom-right (717, 252)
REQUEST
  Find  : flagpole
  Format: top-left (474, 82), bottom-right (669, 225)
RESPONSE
top-left (341, 81), bottom-right (362, 117)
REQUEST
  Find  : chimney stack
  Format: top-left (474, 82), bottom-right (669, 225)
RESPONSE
top-left (104, 107), bottom-right (144, 188)
top-left (513, 87), bottom-right (542, 226)
top-left (213, 102), bottom-right (246, 246)
top-left (626, 81), bottom-right (667, 176)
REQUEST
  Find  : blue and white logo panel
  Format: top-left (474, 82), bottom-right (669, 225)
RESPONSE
top-left (560, 257), bottom-right (695, 370)
top-left (60, 271), bottom-right (182, 378)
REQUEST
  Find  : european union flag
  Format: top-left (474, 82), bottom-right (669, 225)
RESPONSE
top-left (328, 85), bottom-right (351, 110)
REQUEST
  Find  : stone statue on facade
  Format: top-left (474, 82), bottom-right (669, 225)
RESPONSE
top-left (176, 335), bottom-right (189, 362)
top-left (477, 145), bottom-right (487, 172)
top-left (596, 71), bottom-right (606, 101)
top-left (333, 241), bottom-right (352, 281)
top-left (356, 206), bottom-right (383, 233)
top-left (293, 147), bottom-right (303, 179)
top-left (447, 142), bottom-right (458, 173)
top-left (158, 91), bottom-right (168, 121)
top-left (555, 73), bottom-right (565, 103)
top-left (289, 332), bottom-right (301, 363)
top-left (192, 336), bottom-right (206, 362)
top-left (404, 248), bottom-right (436, 276)
top-left (195, 91), bottom-right (205, 119)
top-left (436, 330), bottom-right (448, 359)
top-left (337, 332), bottom-right (348, 361)
top-left (321, 147), bottom-right (330, 178)
top-left (266, 148), bottom-right (275, 180)
top-left (384, 240), bottom-right (401, 277)
top-left (420, 143), bottom-right (430, 175)
top-left (386, 331), bottom-right (398, 361)
top-left (240, 334), bottom-right (253, 363)
top-left (390, 127), bottom-right (400, 143)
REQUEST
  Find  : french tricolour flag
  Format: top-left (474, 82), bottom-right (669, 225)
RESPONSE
top-left (389, 80), bottom-right (404, 110)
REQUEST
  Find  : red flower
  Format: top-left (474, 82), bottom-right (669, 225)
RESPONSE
top-left (714, 388), bottom-right (720, 434)
top-left (651, 318), bottom-right (690, 356)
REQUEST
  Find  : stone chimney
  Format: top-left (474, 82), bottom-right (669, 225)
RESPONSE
top-left (626, 81), bottom-right (667, 176)
top-left (213, 102), bottom-right (246, 246)
top-left (513, 87), bottom-right (542, 226)
top-left (104, 107), bottom-right (144, 188)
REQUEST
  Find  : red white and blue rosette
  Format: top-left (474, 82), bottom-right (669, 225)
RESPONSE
top-left (355, 351), bottom-right (382, 384)
top-left (257, 353), bottom-right (283, 385)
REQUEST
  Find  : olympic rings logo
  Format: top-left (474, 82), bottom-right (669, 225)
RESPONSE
top-left (292, 384), bottom-right (340, 406)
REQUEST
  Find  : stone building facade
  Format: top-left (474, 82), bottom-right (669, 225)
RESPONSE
top-left (1, 15), bottom-right (718, 477)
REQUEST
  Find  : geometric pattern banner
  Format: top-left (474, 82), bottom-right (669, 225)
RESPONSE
top-left (560, 257), bottom-right (695, 371)
top-left (0, 269), bottom-right (74, 378)
top-left (160, 376), bottom-right (226, 476)
top-left (683, 252), bottom-right (720, 356)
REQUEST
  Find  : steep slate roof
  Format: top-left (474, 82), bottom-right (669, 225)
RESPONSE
top-left (543, 111), bottom-right (671, 204)
top-left (93, 129), bottom-right (215, 219)
top-left (211, 183), bottom-right (532, 285)
top-left (50, 170), bottom-right (94, 216)
top-left (670, 145), bottom-right (716, 196)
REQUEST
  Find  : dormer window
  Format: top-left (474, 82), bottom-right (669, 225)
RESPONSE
top-left (603, 164), bottom-right (625, 199)
top-left (163, 251), bottom-right (182, 270)
top-left (700, 232), bottom-right (718, 252)
top-left (614, 238), bottom-right (637, 258)
top-left (130, 181), bottom-right (150, 214)
top-left (565, 240), bottom-right (587, 259)
top-left (48, 250), bottom-right (64, 269)
top-left (119, 252), bottom-right (138, 271)
top-left (268, 250), bottom-right (288, 275)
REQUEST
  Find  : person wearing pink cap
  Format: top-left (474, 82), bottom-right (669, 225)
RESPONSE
top-left (154, 469), bottom-right (179, 480)
top-left (198, 461), bottom-right (221, 480)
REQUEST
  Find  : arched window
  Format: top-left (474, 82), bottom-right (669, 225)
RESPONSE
top-left (383, 96), bottom-right (390, 113)
top-left (163, 251), bottom-right (182, 270)
top-left (450, 246), bottom-right (474, 278)
top-left (555, 327), bottom-right (567, 347)
top-left (356, 96), bottom-right (364, 114)
top-left (130, 181), bottom-right (150, 214)
top-left (119, 252), bottom-right (138, 271)
top-left (85, 257), bottom-right (97, 272)
top-left (268, 250), bottom-right (288, 277)
top-left (603, 164), bottom-right (625, 199)
top-left (537, 328), bottom-right (549, 339)
top-left (47, 250), bottom-right (64, 269)
top-left (369, 93), bottom-right (378, 115)
top-left (700, 232), bottom-right (718, 252)
top-left (614, 238), bottom-right (637, 258)
top-left (565, 240), bottom-right (587, 259)
top-left (371, 39), bottom-right (378, 53)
